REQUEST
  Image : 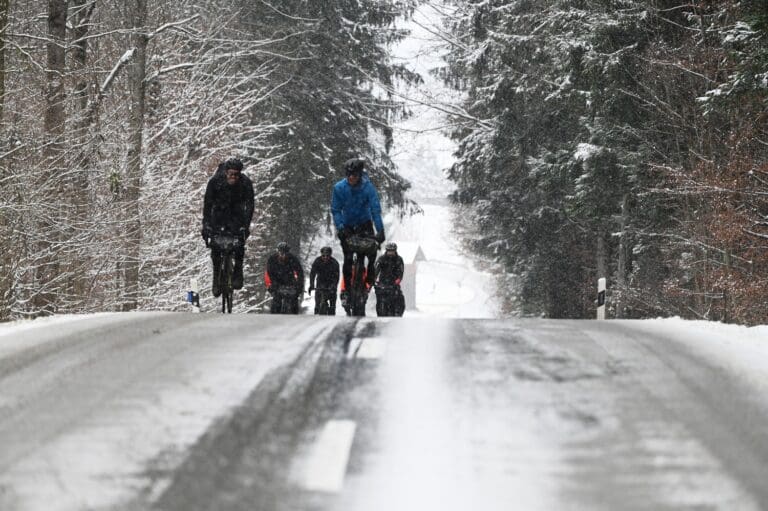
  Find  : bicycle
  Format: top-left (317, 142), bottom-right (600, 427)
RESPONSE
top-left (344, 235), bottom-right (378, 317)
top-left (374, 283), bottom-right (404, 317)
top-left (314, 287), bottom-right (336, 315)
top-left (207, 230), bottom-right (242, 314)
top-left (271, 284), bottom-right (299, 314)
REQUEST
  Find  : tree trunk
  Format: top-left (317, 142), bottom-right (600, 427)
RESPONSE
top-left (71, 0), bottom-right (93, 113)
top-left (67, 0), bottom-right (95, 304)
top-left (33, 0), bottom-right (68, 314)
top-left (0, 0), bottom-right (7, 121)
top-left (123, 0), bottom-right (147, 311)
top-left (596, 230), bottom-right (606, 280)
top-left (44, 0), bottom-right (67, 158)
top-left (615, 194), bottom-right (629, 318)
top-left (0, 1), bottom-right (9, 318)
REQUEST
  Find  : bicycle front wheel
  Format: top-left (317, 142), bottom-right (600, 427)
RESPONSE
top-left (221, 253), bottom-right (235, 313)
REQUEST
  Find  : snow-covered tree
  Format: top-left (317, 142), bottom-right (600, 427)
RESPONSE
top-left (0, 0), bottom-right (420, 319)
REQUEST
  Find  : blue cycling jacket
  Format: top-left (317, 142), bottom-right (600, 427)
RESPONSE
top-left (331, 172), bottom-right (384, 234)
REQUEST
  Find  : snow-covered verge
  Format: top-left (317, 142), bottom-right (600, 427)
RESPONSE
top-left (628, 317), bottom-right (768, 391)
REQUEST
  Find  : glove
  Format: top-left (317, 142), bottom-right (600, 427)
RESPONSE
top-left (201, 225), bottom-right (212, 244)
top-left (338, 226), bottom-right (352, 241)
top-left (374, 231), bottom-right (385, 244)
top-left (308, 286), bottom-right (314, 296)
top-left (394, 278), bottom-right (401, 286)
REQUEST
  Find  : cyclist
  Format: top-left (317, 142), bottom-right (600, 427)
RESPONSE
top-left (264, 242), bottom-right (305, 313)
top-left (375, 242), bottom-right (405, 315)
top-left (308, 246), bottom-right (340, 315)
top-left (331, 158), bottom-right (385, 297)
top-left (201, 158), bottom-right (254, 297)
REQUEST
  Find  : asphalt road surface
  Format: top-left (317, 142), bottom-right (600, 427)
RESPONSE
top-left (1, 314), bottom-right (767, 510)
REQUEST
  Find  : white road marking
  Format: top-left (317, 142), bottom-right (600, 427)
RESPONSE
top-left (298, 420), bottom-right (357, 493)
top-left (356, 338), bottom-right (387, 359)
top-left (347, 337), bottom-right (364, 359)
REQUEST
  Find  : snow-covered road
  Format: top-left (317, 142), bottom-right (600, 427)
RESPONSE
top-left (2, 314), bottom-right (768, 510)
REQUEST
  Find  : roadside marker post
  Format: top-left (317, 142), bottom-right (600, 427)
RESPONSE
top-left (597, 277), bottom-right (606, 320)
top-left (187, 278), bottom-right (200, 312)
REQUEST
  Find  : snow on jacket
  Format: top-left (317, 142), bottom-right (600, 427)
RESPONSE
top-left (202, 171), bottom-right (254, 235)
top-left (331, 172), bottom-right (384, 234)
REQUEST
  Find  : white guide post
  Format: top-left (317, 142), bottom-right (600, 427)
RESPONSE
top-left (597, 277), bottom-right (606, 320)
top-left (188, 278), bottom-right (200, 312)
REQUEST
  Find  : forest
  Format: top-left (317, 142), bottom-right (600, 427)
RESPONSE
top-left (442, 0), bottom-right (768, 324)
top-left (1, 1), bottom-right (767, 324)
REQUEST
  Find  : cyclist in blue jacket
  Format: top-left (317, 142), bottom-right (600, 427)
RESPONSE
top-left (331, 158), bottom-right (385, 292)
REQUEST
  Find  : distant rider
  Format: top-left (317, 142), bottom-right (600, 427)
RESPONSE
top-left (264, 242), bottom-right (305, 313)
top-left (375, 242), bottom-right (405, 315)
top-left (331, 158), bottom-right (385, 296)
top-left (308, 246), bottom-right (340, 314)
top-left (202, 158), bottom-right (254, 297)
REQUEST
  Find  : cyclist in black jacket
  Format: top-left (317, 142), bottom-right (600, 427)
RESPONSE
top-left (375, 242), bottom-right (405, 315)
top-left (202, 158), bottom-right (254, 297)
top-left (375, 242), bottom-right (404, 285)
top-left (308, 246), bottom-right (340, 314)
top-left (264, 242), bottom-right (305, 313)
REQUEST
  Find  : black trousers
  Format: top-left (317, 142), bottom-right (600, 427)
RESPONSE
top-left (340, 221), bottom-right (376, 290)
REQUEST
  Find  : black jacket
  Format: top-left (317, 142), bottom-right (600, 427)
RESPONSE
top-left (309, 256), bottom-right (340, 290)
top-left (375, 254), bottom-right (404, 285)
top-left (202, 171), bottom-right (254, 235)
top-left (265, 253), bottom-right (305, 289)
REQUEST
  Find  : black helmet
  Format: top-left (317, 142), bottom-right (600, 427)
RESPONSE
top-left (277, 242), bottom-right (290, 254)
top-left (385, 242), bottom-right (397, 252)
top-left (224, 158), bottom-right (243, 171)
top-left (343, 158), bottom-right (365, 177)
top-left (320, 246), bottom-right (332, 256)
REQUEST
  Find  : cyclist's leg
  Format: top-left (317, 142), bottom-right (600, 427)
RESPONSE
top-left (366, 251), bottom-right (377, 286)
top-left (341, 236), bottom-right (353, 292)
top-left (211, 249), bottom-right (223, 297)
top-left (361, 222), bottom-right (376, 286)
top-left (233, 246), bottom-right (245, 290)
top-left (329, 293), bottom-right (337, 315)
top-left (270, 290), bottom-right (280, 313)
top-left (314, 292), bottom-right (322, 314)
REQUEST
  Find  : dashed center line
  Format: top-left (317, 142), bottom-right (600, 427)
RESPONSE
top-left (356, 338), bottom-right (387, 359)
top-left (346, 337), bottom-right (387, 359)
top-left (296, 420), bottom-right (357, 493)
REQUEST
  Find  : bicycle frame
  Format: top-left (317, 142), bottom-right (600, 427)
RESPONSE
top-left (211, 233), bottom-right (241, 314)
top-left (346, 235), bottom-right (377, 317)
top-left (314, 288), bottom-right (336, 315)
top-left (273, 285), bottom-right (298, 314)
